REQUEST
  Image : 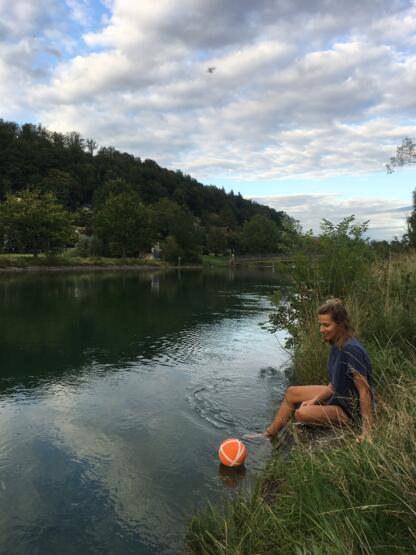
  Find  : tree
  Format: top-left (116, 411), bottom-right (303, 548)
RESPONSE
top-left (317, 216), bottom-right (372, 296)
top-left (387, 137), bottom-right (416, 247)
top-left (93, 191), bottom-right (155, 257)
top-left (153, 198), bottom-right (183, 240)
top-left (240, 215), bottom-right (282, 254)
top-left (93, 178), bottom-right (137, 208)
top-left (404, 189), bottom-right (416, 247)
top-left (207, 227), bottom-right (228, 255)
top-left (0, 190), bottom-right (75, 255)
top-left (386, 137), bottom-right (416, 173)
top-left (86, 138), bottom-right (98, 156)
top-left (40, 169), bottom-right (82, 210)
top-left (153, 198), bottom-right (203, 261)
top-left (160, 235), bottom-right (183, 264)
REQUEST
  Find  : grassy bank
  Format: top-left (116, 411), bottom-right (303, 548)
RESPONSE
top-left (0, 253), bottom-right (165, 269)
top-left (187, 254), bottom-right (416, 554)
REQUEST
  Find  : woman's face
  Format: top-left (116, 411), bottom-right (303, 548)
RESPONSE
top-left (318, 313), bottom-right (339, 343)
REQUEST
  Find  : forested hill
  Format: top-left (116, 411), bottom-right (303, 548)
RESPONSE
top-left (0, 119), bottom-right (298, 260)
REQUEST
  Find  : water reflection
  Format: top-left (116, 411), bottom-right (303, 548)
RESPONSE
top-left (218, 464), bottom-right (247, 489)
top-left (0, 269), bottom-right (289, 555)
top-left (0, 270), bottom-right (283, 390)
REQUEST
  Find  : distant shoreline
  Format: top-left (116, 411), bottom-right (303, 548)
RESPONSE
top-left (0, 264), bottom-right (165, 273)
top-left (0, 254), bottom-right (294, 273)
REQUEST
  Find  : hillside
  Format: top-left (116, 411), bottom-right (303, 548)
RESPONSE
top-left (0, 119), bottom-right (298, 260)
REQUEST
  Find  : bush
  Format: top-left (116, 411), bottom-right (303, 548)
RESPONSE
top-left (73, 234), bottom-right (104, 257)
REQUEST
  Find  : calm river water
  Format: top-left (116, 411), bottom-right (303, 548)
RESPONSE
top-left (0, 269), bottom-right (289, 555)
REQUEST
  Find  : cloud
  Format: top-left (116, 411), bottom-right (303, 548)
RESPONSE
top-left (1, 0), bottom-right (416, 185)
top-left (251, 192), bottom-right (411, 239)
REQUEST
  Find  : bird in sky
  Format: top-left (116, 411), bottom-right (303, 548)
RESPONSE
top-left (207, 66), bottom-right (216, 73)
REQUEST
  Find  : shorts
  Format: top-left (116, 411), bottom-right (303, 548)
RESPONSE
top-left (325, 394), bottom-right (360, 423)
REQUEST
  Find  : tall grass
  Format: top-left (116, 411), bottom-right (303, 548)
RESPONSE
top-left (187, 251), bottom-right (416, 554)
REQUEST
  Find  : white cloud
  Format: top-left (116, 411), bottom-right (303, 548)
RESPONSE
top-left (1, 0), bottom-right (416, 190)
top-left (251, 192), bottom-right (411, 240)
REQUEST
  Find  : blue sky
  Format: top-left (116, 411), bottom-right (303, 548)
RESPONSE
top-left (1, 0), bottom-right (416, 239)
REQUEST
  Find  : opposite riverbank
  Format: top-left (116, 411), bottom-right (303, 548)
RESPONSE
top-left (0, 253), bottom-right (294, 272)
top-left (0, 253), bottom-right (165, 271)
top-left (187, 253), bottom-right (416, 554)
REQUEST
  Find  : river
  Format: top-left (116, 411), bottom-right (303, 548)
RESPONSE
top-left (0, 268), bottom-right (289, 555)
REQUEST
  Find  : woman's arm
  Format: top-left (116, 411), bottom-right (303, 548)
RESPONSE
top-left (352, 371), bottom-right (373, 442)
top-left (300, 383), bottom-right (333, 407)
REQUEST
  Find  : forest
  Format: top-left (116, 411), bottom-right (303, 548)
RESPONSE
top-left (0, 119), bottom-right (299, 262)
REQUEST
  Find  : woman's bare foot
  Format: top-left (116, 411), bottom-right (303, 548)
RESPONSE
top-left (265, 424), bottom-right (279, 438)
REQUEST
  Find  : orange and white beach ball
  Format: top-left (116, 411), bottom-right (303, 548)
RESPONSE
top-left (218, 438), bottom-right (247, 467)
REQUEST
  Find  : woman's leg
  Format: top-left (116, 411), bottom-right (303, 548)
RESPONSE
top-left (294, 404), bottom-right (349, 426)
top-left (266, 385), bottom-right (329, 437)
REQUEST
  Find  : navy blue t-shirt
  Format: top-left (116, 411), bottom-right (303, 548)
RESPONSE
top-left (327, 337), bottom-right (374, 419)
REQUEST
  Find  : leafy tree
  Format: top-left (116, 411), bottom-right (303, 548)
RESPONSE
top-left (387, 137), bottom-right (416, 247)
top-left (40, 169), bottom-right (82, 210)
top-left (386, 137), bottom-right (416, 173)
top-left (153, 198), bottom-right (203, 260)
top-left (153, 198), bottom-right (183, 240)
top-left (93, 178), bottom-right (137, 208)
top-left (269, 216), bottom-right (374, 349)
top-left (0, 190), bottom-right (75, 255)
top-left (94, 191), bottom-right (155, 257)
top-left (240, 214), bottom-right (282, 254)
top-left (207, 227), bottom-right (228, 255)
top-left (160, 235), bottom-right (183, 264)
top-left (74, 234), bottom-right (104, 257)
top-left (404, 189), bottom-right (416, 247)
top-left (137, 180), bottom-right (168, 203)
top-left (86, 138), bottom-right (98, 156)
top-left (316, 216), bottom-right (373, 297)
top-left (216, 204), bottom-right (238, 230)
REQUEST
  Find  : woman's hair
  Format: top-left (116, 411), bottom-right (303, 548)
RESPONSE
top-left (318, 298), bottom-right (354, 348)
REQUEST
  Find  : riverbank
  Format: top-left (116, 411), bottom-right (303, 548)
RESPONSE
top-left (0, 253), bottom-right (295, 272)
top-left (187, 254), bottom-right (416, 554)
top-left (0, 253), bottom-right (167, 272)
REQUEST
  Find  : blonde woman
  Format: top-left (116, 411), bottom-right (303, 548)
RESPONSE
top-left (266, 298), bottom-right (374, 442)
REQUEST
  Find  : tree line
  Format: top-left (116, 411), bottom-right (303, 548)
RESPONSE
top-left (0, 119), bottom-right (299, 260)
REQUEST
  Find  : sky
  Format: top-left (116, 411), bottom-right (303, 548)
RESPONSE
top-left (1, 0), bottom-right (416, 239)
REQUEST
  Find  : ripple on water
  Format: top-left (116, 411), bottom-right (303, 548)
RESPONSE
top-left (0, 434), bottom-right (14, 472)
top-left (188, 381), bottom-right (254, 431)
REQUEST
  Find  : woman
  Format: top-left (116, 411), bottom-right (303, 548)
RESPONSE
top-left (266, 298), bottom-right (374, 442)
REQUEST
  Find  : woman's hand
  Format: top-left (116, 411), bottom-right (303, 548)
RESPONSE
top-left (299, 398), bottom-right (317, 408)
top-left (356, 429), bottom-right (373, 444)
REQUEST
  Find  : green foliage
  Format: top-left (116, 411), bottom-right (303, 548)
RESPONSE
top-left (153, 198), bottom-right (186, 240)
top-left (93, 191), bottom-right (155, 257)
top-left (207, 227), bottom-right (228, 255)
top-left (404, 189), bottom-right (416, 248)
top-left (386, 136), bottom-right (416, 173)
top-left (387, 138), bottom-right (416, 249)
top-left (73, 234), bottom-right (104, 257)
top-left (317, 216), bottom-right (373, 297)
top-left (40, 169), bottom-right (82, 210)
top-left (93, 178), bottom-right (135, 208)
top-left (0, 118), bottom-right (301, 260)
top-left (240, 214), bottom-right (282, 254)
top-left (270, 216), bottom-right (374, 349)
top-left (0, 190), bottom-right (75, 255)
top-left (160, 235), bottom-right (183, 264)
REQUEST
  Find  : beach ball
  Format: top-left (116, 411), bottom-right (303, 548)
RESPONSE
top-left (218, 438), bottom-right (247, 467)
